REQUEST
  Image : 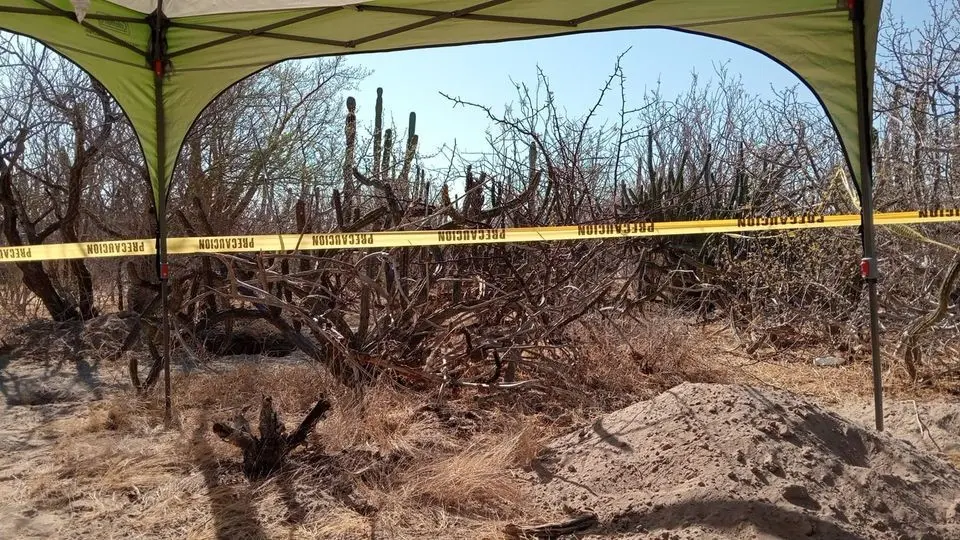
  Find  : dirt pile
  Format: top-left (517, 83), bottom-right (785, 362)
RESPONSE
top-left (524, 383), bottom-right (960, 539)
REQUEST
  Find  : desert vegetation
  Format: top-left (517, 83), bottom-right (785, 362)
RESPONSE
top-left (1, 1), bottom-right (959, 539)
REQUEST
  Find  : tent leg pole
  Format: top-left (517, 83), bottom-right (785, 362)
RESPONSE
top-left (151, 3), bottom-right (171, 424)
top-left (852, 0), bottom-right (883, 431)
top-left (156, 156), bottom-right (171, 424)
top-left (867, 280), bottom-right (882, 430)
top-left (155, 103), bottom-right (170, 423)
top-left (159, 218), bottom-right (171, 422)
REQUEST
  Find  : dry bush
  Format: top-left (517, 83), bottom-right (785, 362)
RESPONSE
top-left (557, 310), bottom-right (723, 413)
top-left (0, 1), bottom-right (958, 397)
top-left (714, 228), bottom-right (864, 341)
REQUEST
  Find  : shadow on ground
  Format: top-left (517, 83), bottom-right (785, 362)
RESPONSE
top-left (190, 416), bottom-right (269, 540)
top-left (601, 498), bottom-right (861, 539)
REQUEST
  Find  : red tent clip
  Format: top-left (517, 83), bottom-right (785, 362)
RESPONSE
top-left (860, 257), bottom-right (877, 280)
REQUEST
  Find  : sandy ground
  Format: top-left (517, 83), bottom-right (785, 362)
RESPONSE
top-left (523, 382), bottom-right (960, 540)
top-left (1, 317), bottom-right (959, 539)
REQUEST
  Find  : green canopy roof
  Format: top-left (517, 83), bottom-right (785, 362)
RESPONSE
top-left (1, 0), bottom-right (883, 211)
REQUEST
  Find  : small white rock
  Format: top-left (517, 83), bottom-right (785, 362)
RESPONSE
top-left (813, 356), bottom-right (847, 367)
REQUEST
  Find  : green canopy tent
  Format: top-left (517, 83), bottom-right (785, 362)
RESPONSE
top-left (0, 0), bottom-right (886, 428)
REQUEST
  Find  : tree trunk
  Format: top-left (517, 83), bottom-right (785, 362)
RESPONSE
top-left (1, 163), bottom-right (79, 321)
top-left (17, 261), bottom-right (79, 321)
top-left (70, 259), bottom-right (96, 319)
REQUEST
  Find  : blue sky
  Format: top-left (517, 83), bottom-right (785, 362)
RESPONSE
top-left (345, 0), bottom-right (930, 168)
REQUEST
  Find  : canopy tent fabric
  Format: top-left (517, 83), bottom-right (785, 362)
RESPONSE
top-left (83, 0), bottom-right (367, 17)
top-left (1, 0), bottom-right (881, 209)
top-left (0, 0), bottom-right (887, 427)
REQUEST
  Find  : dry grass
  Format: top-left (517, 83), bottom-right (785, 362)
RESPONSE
top-left (718, 351), bottom-right (875, 404)
top-left (403, 442), bottom-right (523, 513)
top-left (174, 360), bottom-right (334, 416)
top-left (315, 383), bottom-right (455, 455)
top-left (7, 309), bottom-right (953, 539)
top-left (4, 357), bottom-right (561, 539)
top-left (702, 323), bottom-right (959, 407)
top-left (18, 410), bottom-right (190, 538)
top-left (401, 425), bottom-right (538, 515)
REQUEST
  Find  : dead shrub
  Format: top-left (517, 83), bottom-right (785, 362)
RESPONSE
top-left (559, 311), bottom-right (723, 412)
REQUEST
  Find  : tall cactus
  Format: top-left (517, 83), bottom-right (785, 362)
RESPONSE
top-left (729, 142), bottom-right (749, 214)
top-left (646, 129), bottom-right (656, 203)
top-left (399, 111), bottom-right (418, 194)
top-left (382, 128), bottom-right (394, 182)
top-left (463, 165), bottom-right (485, 219)
top-left (373, 87), bottom-right (384, 180)
top-left (463, 165), bottom-right (474, 216)
top-left (397, 137), bottom-right (413, 282)
top-left (332, 189), bottom-right (344, 228)
top-left (931, 88), bottom-right (943, 200)
top-left (342, 96), bottom-right (357, 218)
top-left (698, 145), bottom-right (714, 215)
top-left (887, 85), bottom-right (905, 190)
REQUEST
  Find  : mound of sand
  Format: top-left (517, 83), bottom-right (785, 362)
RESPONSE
top-left (524, 383), bottom-right (960, 539)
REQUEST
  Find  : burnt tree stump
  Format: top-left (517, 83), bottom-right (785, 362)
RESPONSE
top-left (213, 395), bottom-right (331, 479)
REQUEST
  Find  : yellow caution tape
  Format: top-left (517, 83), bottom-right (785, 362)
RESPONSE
top-left (0, 209), bottom-right (957, 263)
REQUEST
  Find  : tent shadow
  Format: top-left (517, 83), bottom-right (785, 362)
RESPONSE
top-left (599, 498), bottom-right (861, 539)
top-left (190, 417), bottom-right (269, 540)
top-left (0, 322), bottom-right (106, 406)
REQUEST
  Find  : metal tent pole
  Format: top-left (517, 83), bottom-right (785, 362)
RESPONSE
top-left (148, 3), bottom-right (172, 423)
top-left (851, 0), bottom-right (883, 431)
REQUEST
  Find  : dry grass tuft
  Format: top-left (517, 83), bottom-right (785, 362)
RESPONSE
top-left (502, 418), bottom-right (545, 468)
top-left (78, 397), bottom-right (165, 434)
top-left (947, 451), bottom-right (960, 469)
top-left (175, 359), bottom-right (334, 416)
top-left (315, 383), bottom-right (451, 455)
top-left (304, 506), bottom-right (373, 539)
top-left (26, 419), bottom-right (187, 531)
top-left (401, 429), bottom-right (532, 517)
